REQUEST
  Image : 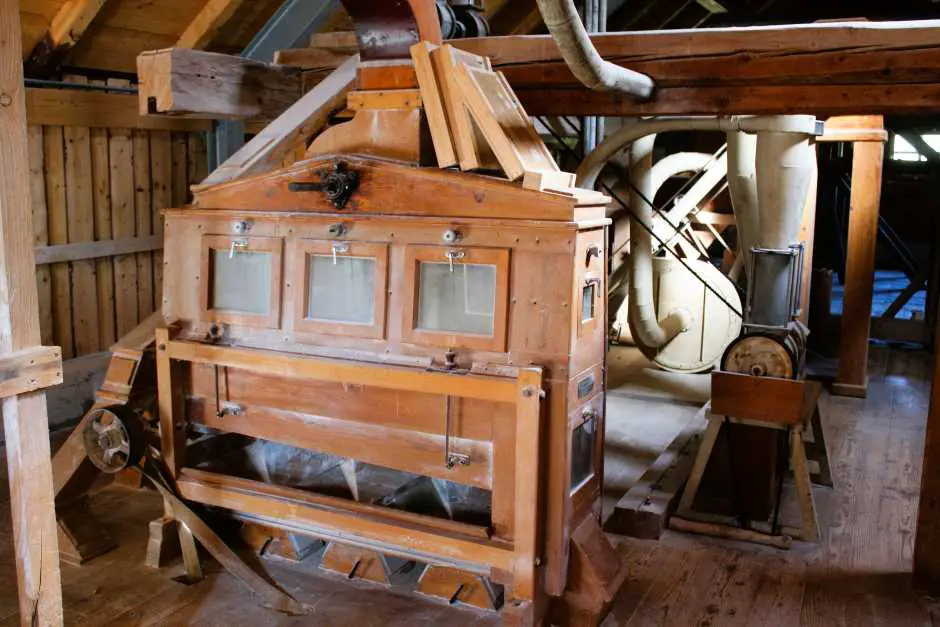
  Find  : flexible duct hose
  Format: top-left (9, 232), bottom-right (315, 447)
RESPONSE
top-left (535, 0), bottom-right (654, 99)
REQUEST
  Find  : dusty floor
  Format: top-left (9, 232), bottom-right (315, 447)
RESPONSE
top-left (0, 345), bottom-right (936, 625)
top-left (603, 345), bottom-right (709, 520)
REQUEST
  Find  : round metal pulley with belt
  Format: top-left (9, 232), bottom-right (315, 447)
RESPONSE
top-left (720, 332), bottom-right (798, 379)
top-left (82, 405), bottom-right (146, 473)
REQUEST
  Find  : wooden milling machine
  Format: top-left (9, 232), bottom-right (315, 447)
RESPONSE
top-left (53, 1), bottom-right (629, 625)
top-left (49, 0), bottom-right (833, 622)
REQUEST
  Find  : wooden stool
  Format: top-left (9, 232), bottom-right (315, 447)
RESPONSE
top-left (670, 371), bottom-right (829, 549)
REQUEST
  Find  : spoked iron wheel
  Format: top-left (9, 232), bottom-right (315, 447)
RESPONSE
top-left (82, 405), bottom-right (146, 473)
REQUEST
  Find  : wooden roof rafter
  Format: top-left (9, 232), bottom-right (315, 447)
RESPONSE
top-left (176, 0), bottom-right (248, 50)
top-left (24, 0), bottom-right (110, 78)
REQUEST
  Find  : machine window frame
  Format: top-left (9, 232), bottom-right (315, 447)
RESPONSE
top-left (401, 244), bottom-right (510, 352)
top-left (199, 235), bottom-right (283, 329)
top-left (289, 239), bottom-right (388, 339)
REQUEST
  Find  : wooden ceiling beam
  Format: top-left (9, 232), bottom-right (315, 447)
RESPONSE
top-left (176, 0), bottom-right (248, 50)
top-left (137, 48), bottom-right (302, 121)
top-left (453, 20), bottom-right (940, 116)
top-left (24, 0), bottom-right (110, 78)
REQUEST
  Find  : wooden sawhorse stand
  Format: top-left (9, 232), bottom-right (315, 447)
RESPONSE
top-left (670, 371), bottom-right (831, 549)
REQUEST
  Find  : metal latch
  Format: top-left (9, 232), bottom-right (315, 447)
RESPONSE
top-left (445, 249), bottom-right (465, 272)
top-left (229, 238), bottom-right (248, 259)
top-left (331, 241), bottom-right (350, 264)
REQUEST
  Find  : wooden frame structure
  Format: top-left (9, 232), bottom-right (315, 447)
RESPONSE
top-left (1, 1), bottom-right (66, 623)
top-left (89, 149), bottom-right (622, 624)
top-left (159, 332), bottom-right (545, 599)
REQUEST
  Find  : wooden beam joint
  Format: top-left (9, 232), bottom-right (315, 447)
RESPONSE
top-left (0, 346), bottom-right (63, 400)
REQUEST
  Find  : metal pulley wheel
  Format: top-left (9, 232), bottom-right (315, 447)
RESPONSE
top-left (82, 405), bottom-right (146, 473)
top-left (720, 333), bottom-right (798, 379)
top-left (453, 6), bottom-right (490, 38)
top-left (436, 0), bottom-right (458, 39)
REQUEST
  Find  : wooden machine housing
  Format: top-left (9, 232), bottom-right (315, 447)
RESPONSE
top-left (155, 154), bottom-right (618, 619)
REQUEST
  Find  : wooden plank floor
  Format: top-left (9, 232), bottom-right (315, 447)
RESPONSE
top-left (0, 345), bottom-right (935, 625)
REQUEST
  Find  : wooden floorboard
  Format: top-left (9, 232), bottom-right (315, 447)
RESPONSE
top-left (0, 345), bottom-right (934, 625)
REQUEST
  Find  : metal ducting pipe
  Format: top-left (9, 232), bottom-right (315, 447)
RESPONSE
top-left (648, 152), bottom-right (713, 194)
top-left (628, 135), bottom-right (693, 349)
top-left (536, 0), bottom-right (655, 100)
top-left (726, 131), bottom-right (760, 279)
top-left (579, 114), bottom-right (819, 355)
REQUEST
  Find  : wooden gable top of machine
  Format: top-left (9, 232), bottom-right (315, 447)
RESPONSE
top-left (189, 154), bottom-right (610, 223)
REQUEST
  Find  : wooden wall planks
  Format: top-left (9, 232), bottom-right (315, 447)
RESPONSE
top-left (27, 120), bottom-right (204, 358)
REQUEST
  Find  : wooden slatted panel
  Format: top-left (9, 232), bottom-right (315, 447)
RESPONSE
top-left (28, 125), bottom-right (54, 348)
top-left (90, 79), bottom-right (116, 350)
top-left (110, 113), bottom-right (139, 340)
top-left (64, 76), bottom-right (100, 356)
top-left (134, 130), bottom-right (154, 319)
top-left (151, 131), bottom-right (173, 315)
top-left (43, 126), bottom-right (72, 358)
top-left (26, 117), bottom-right (205, 354)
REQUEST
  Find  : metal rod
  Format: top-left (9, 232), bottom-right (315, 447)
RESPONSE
top-left (24, 78), bottom-right (139, 95)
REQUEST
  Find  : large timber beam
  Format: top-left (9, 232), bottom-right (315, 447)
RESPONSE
top-left (200, 54), bottom-right (358, 187)
top-left (451, 20), bottom-right (940, 116)
top-left (210, 0), bottom-right (339, 169)
top-left (176, 0), bottom-right (247, 50)
top-left (137, 48), bottom-right (302, 121)
top-left (1, 0), bottom-right (65, 623)
top-left (24, 0), bottom-right (109, 78)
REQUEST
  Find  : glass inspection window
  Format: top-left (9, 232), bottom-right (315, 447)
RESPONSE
top-left (402, 245), bottom-right (509, 352)
top-left (291, 240), bottom-right (388, 339)
top-left (200, 235), bottom-right (283, 328)
top-left (570, 410), bottom-right (597, 491)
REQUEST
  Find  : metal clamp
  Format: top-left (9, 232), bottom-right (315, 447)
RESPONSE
top-left (443, 395), bottom-right (470, 469)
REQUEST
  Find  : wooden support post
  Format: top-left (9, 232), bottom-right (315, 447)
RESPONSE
top-left (0, 1), bottom-right (64, 622)
top-left (915, 313), bottom-right (940, 591)
top-left (834, 136), bottom-right (885, 398)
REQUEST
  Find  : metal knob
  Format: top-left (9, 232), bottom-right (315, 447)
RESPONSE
top-left (442, 228), bottom-right (462, 244)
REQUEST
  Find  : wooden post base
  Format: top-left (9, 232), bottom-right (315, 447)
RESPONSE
top-left (551, 516), bottom-right (628, 626)
top-left (831, 379), bottom-right (869, 398)
top-left (145, 514), bottom-right (181, 569)
top-left (56, 497), bottom-right (118, 566)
